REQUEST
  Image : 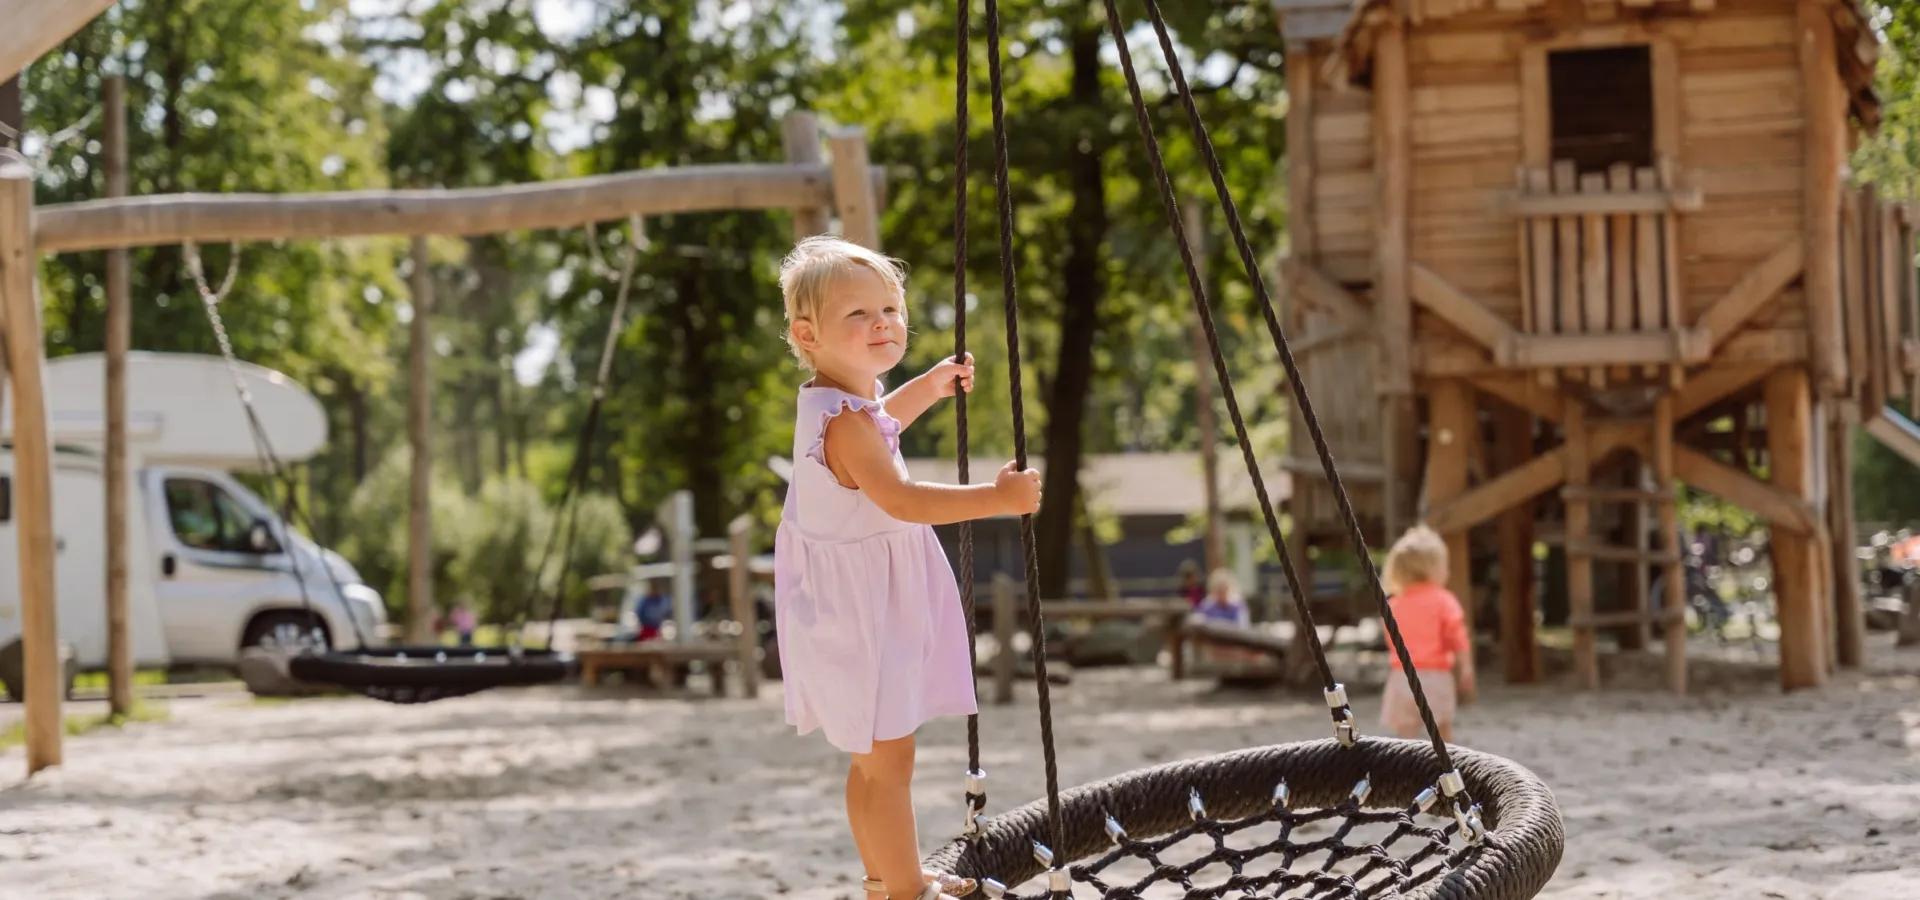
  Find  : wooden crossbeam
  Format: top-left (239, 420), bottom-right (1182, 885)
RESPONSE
top-left (1425, 417), bottom-right (1640, 534)
top-left (1425, 446), bottom-right (1567, 534)
top-left (0, 0), bottom-right (119, 83)
top-left (1416, 328), bottom-right (1805, 377)
top-left (1467, 375), bottom-right (1564, 422)
top-left (1669, 444), bottom-right (1817, 534)
top-left (1286, 258), bottom-right (1374, 332)
top-left (1409, 263), bottom-right (1518, 361)
top-left (1674, 365), bottom-right (1771, 420)
top-left (32, 163), bottom-right (888, 253)
top-left (1693, 240), bottom-right (1806, 351)
top-left (1507, 329), bottom-right (1707, 368)
top-left (1492, 185), bottom-right (1703, 216)
top-left (1293, 324), bottom-right (1357, 357)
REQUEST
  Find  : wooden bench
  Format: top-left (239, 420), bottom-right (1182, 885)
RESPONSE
top-left (573, 514), bottom-right (765, 699)
top-left (576, 640), bottom-right (745, 695)
top-left (1180, 619), bottom-right (1290, 685)
top-left (983, 576), bottom-right (1191, 704)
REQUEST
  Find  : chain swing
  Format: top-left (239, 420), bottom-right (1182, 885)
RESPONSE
top-left (186, 220), bottom-right (645, 704)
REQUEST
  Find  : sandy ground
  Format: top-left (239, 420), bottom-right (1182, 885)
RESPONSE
top-left (4, 637), bottom-right (1920, 900)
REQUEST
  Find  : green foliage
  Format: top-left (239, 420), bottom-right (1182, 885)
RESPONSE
top-left (334, 447), bottom-right (474, 616)
top-left (1853, 425), bottom-right (1920, 525)
top-left (18, 0), bottom-right (1304, 609)
top-left (335, 446), bottom-right (630, 622)
top-left (823, 0), bottom-right (1290, 469)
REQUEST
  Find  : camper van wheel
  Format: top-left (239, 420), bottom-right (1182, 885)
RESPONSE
top-left (241, 611), bottom-right (332, 654)
top-left (0, 639), bottom-right (78, 703)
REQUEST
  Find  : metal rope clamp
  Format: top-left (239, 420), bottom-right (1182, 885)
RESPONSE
top-left (1325, 683), bottom-right (1358, 746)
top-left (1437, 769), bottom-right (1489, 845)
top-left (963, 769), bottom-right (989, 839)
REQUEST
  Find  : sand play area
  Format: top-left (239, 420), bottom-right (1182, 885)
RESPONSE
top-left (4, 637), bottom-right (1920, 900)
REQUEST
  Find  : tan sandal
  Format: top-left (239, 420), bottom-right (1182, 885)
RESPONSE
top-left (862, 871), bottom-right (977, 898)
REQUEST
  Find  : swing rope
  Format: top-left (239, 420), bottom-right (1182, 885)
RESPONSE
top-left (1124, 0), bottom-right (1467, 789)
top-left (184, 240), bottom-right (373, 653)
top-left (975, 0), bottom-right (1075, 882)
top-left (514, 216), bottom-right (645, 643)
top-left (945, 0), bottom-right (1487, 887)
top-left (953, 0), bottom-right (990, 839)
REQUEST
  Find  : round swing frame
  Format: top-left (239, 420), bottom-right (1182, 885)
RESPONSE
top-left (927, 740), bottom-right (1563, 900)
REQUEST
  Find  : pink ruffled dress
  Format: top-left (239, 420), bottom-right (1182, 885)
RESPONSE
top-left (773, 381), bottom-right (979, 754)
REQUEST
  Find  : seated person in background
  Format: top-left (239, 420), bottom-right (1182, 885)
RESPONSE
top-left (1193, 568), bottom-right (1250, 627)
top-left (634, 581), bottom-right (673, 641)
top-left (1190, 569), bottom-right (1262, 667)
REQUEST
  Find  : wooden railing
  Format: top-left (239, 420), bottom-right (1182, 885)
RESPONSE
top-left (1839, 185), bottom-right (1919, 414)
top-left (1506, 159), bottom-right (1703, 382)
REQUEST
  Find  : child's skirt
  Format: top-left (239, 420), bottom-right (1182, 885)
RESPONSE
top-left (1380, 666), bottom-right (1456, 736)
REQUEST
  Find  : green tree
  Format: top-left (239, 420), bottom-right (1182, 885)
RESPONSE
top-left (826, 0), bottom-right (1288, 596)
top-left (22, 0), bottom-right (402, 541)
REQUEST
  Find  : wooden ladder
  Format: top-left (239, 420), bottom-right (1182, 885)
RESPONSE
top-left (1561, 397), bottom-right (1688, 693)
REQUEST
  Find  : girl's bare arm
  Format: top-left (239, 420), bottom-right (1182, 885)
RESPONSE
top-left (822, 411), bottom-right (1022, 525)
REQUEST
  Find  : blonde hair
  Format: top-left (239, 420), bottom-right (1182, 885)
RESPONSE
top-left (1384, 524), bottom-right (1449, 594)
top-left (778, 235), bottom-right (910, 369)
top-left (1206, 567), bottom-right (1240, 598)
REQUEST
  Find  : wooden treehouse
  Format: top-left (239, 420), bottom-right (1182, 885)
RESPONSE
top-left (1270, 0), bottom-right (1914, 693)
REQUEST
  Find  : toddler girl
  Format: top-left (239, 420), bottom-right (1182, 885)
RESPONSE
top-left (773, 236), bottom-right (1042, 900)
top-left (1378, 524), bottom-right (1473, 743)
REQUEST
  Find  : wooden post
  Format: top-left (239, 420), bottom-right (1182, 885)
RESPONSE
top-left (1425, 380), bottom-right (1477, 701)
top-left (103, 74), bottom-right (133, 717)
top-left (1282, 501), bottom-right (1320, 687)
top-left (1830, 405), bottom-right (1865, 668)
top-left (406, 236), bottom-right (435, 643)
top-left (727, 514), bottom-right (760, 699)
top-left (1564, 401), bottom-right (1599, 690)
top-left (1185, 198), bottom-right (1225, 573)
top-left (1372, 14), bottom-right (1411, 395)
top-left (1382, 396), bottom-right (1417, 540)
top-left (992, 573), bottom-right (1015, 705)
top-left (781, 112), bottom-right (830, 240)
top-left (1494, 404), bottom-right (1540, 684)
top-left (1766, 368), bottom-right (1827, 690)
top-left (1653, 394), bottom-right (1687, 694)
top-left (828, 127), bottom-right (880, 251)
top-left (1799, 0), bottom-right (1846, 394)
top-left (1285, 45), bottom-right (1318, 267)
top-left (2, 144), bottom-right (63, 773)
top-left (1623, 461), bottom-right (1651, 652)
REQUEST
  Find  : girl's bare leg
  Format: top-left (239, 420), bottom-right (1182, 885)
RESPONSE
top-left (854, 734), bottom-right (927, 900)
top-left (847, 762), bottom-right (887, 900)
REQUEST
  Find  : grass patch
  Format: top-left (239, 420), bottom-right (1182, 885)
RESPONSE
top-left (69, 669), bottom-right (170, 691)
top-left (0, 700), bottom-right (170, 754)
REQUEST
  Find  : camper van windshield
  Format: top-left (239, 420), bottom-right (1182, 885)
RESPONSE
top-left (164, 478), bottom-right (280, 555)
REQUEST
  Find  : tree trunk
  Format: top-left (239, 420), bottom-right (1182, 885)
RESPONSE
top-left (493, 359), bottom-right (511, 481)
top-left (348, 373), bottom-right (369, 483)
top-left (1033, 11), bottom-right (1108, 602)
top-left (456, 377), bottom-right (482, 494)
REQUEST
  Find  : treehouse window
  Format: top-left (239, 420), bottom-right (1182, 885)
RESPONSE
top-left (1548, 45), bottom-right (1655, 174)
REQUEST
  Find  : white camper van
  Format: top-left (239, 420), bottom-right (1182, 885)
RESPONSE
top-left (0, 352), bottom-right (387, 699)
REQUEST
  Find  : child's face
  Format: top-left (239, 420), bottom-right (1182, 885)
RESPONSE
top-left (796, 268), bottom-right (907, 378)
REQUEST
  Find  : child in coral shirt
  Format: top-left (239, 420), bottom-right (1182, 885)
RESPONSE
top-left (1379, 524), bottom-right (1473, 743)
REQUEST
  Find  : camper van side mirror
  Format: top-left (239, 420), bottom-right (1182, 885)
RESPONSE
top-left (248, 520), bottom-right (276, 554)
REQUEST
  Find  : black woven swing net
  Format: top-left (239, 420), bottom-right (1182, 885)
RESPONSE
top-left (925, 740), bottom-right (1562, 900)
top-left (923, 0), bottom-right (1566, 896)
